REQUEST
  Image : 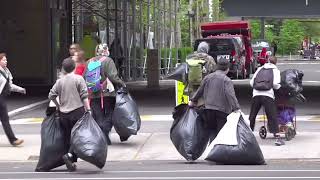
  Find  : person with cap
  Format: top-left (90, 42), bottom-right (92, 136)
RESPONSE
top-left (0, 52), bottom-right (26, 146)
top-left (188, 57), bottom-right (240, 142)
top-left (84, 43), bottom-right (126, 145)
top-left (187, 41), bottom-right (216, 75)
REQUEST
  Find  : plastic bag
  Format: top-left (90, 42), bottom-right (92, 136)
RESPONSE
top-left (112, 88), bottom-right (141, 140)
top-left (170, 104), bottom-right (210, 161)
top-left (71, 112), bottom-right (108, 169)
top-left (206, 113), bottom-right (265, 165)
top-left (35, 112), bottom-right (68, 171)
top-left (280, 69), bottom-right (304, 95)
top-left (166, 63), bottom-right (188, 83)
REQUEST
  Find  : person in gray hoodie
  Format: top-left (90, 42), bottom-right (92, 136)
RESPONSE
top-left (0, 52), bottom-right (26, 146)
top-left (249, 56), bottom-right (284, 146)
top-left (189, 57), bottom-right (240, 142)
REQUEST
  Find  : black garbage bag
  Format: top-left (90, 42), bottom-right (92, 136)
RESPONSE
top-left (112, 88), bottom-right (141, 141)
top-left (206, 114), bottom-right (265, 165)
top-left (166, 63), bottom-right (188, 83)
top-left (280, 69), bottom-right (304, 95)
top-left (170, 104), bottom-right (210, 161)
top-left (35, 112), bottom-right (68, 171)
top-left (71, 112), bottom-right (108, 169)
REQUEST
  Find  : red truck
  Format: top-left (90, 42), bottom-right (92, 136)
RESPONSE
top-left (197, 21), bottom-right (254, 79)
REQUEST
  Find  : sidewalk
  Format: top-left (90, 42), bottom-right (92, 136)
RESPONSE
top-left (0, 131), bottom-right (319, 162)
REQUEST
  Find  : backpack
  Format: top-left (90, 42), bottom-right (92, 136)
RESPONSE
top-left (188, 63), bottom-right (203, 86)
top-left (0, 70), bottom-right (10, 96)
top-left (85, 57), bottom-right (107, 93)
top-left (253, 68), bottom-right (274, 91)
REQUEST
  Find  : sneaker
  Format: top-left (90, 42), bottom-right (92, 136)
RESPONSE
top-left (62, 154), bottom-right (77, 172)
top-left (11, 139), bottom-right (24, 146)
top-left (275, 138), bottom-right (285, 146)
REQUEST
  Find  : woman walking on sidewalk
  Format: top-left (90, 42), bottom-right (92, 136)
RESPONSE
top-left (0, 52), bottom-right (26, 146)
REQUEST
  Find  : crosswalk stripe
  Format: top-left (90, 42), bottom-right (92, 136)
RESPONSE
top-left (8, 115), bottom-right (320, 125)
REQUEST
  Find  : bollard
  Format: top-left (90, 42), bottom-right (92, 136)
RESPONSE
top-left (147, 49), bottom-right (160, 88)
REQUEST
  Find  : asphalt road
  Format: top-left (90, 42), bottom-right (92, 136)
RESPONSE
top-left (0, 160), bottom-right (320, 179)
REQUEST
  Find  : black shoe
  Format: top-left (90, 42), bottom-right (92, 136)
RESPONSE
top-left (62, 154), bottom-right (77, 172)
top-left (120, 136), bottom-right (129, 142)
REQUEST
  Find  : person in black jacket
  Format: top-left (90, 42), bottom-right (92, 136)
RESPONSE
top-left (189, 57), bottom-right (240, 142)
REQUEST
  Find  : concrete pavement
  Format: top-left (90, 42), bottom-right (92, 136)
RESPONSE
top-left (0, 129), bottom-right (319, 162)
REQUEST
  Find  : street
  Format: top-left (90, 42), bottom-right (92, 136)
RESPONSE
top-left (1, 160), bottom-right (320, 179)
top-left (1, 60), bottom-right (320, 179)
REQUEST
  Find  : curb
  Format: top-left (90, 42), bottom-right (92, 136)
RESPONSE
top-left (8, 99), bottom-right (49, 118)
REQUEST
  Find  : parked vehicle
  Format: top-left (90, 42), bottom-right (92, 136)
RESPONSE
top-left (200, 21), bottom-right (254, 78)
top-left (194, 36), bottom-right (246, 79)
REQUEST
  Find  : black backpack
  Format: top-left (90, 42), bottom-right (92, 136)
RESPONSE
top-left (253, 68), bottom-right (274, 91)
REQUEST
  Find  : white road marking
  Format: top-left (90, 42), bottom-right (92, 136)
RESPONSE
top-left (8, 100), bottom-right (49, 117)
top-left (0, 176), bottom-right (319, 180)
top-left (9, 114), bottom-right (320, 124)
top-left (2, 169), bottom-right (320, 174)
top-left (278, 62), bottom-right (320, 65)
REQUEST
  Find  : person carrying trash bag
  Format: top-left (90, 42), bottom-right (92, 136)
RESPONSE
top-left (71, 112), bottom-right (108, 169)
top-left (48, 58), bottom-right (91, 172)
top-left (188, 57), bottom-right (240, 143)
top-left (112, 87), bottom-right (141, 142)
top-left (170, 104), bottom-right (210, 161)
top-left (84, 43), bottom-right (126, 145)
top-left (205, 111), bottom-right (266, 165)
top-left (35, 110), bottom-right (69, 172)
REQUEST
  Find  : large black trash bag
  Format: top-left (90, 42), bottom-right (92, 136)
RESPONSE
top-left (35, 111), bottom-right (68, 171)
top-left (170, 104), bottom-right (210, 161)
top-left (71, 112), bottom-right (108, 169)
top-left (112, 88), bottom-right (141, 140)
top-left (206, 115), bottom-right (265, 165)
top-left (166, 63), bottom-right (188, 83)
top-left (281, 69), bottom-right (304, 95)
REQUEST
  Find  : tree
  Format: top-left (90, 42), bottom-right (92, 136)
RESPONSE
top-left (250, 19), bottom-right (275, 43)
top-left (278, 20), bottom-right (305, 55)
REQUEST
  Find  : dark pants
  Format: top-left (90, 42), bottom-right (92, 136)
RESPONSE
top-left (60, 107), bottom-right (85, 162)
top-left (0, 96), bottom-right (18, 144)
top-left (202, 109), bottom-right (228, 143)
top-left (91, 96), bottom-right (116, 138)
top-left (249, 96), bottom-right (279, 133)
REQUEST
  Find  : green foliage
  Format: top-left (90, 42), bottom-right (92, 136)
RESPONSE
top-left (179, 47), bottom-right (194, 63)
top-left (250, 20), bottom-right (260, 39)
top-left (300, 21), bottom-right (320, 42)
top-left (278, 20), bottom-right (305, 55)
top-left (179, 0), bottom-right (191, 47)
top-left (250, 20), bottom-right (275, 43)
